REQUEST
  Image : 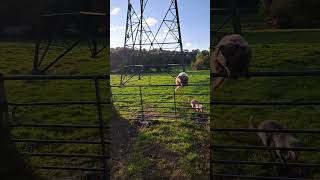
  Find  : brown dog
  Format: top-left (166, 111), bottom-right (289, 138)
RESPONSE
top-left (249, 117), bottom-right (301, 162)
top-left (175, 72), bottom-right (189, 92)
top-left (211, 34), bottom-right (251, 91)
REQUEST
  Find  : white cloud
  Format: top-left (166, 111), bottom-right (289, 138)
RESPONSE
top-left (163, 29), bottom-right (169, 33)
top-left (186, 42), bottom-right (192, 48)
top-left (110, 25), bottom-right (125, 32)
top-left (111, 7), bottom-right (120, 15)
top-left (145, 17), bottom-right (158, 26)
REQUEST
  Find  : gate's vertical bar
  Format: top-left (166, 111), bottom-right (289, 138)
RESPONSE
top-left (32, 28), bottom-right (41, 74)
top-left (91, 18), bottom-right (98, 58)
top-left (0, 74), bottom-right (9, 127)
top-left (231, 0), bottom-right (241, 34)
top-left (173, 86), bottom-right (177, 118)
top-left (94, 79), bottom-right (108, 179)
top-left (139, 86), bottom-right (144, 121)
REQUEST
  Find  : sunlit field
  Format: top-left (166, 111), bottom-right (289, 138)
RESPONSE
top-left (110, 70), bottom-right (210, 179)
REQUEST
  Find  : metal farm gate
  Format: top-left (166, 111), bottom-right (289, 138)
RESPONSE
top-left (211, 70), bottom-right (320, 179)
top-left (111, 84), bottom-right (210, 125)
top-left (0, 74), bottom-right (110, 180)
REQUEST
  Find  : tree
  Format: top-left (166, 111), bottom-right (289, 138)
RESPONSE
top-left (192, 50), bottom-right (210, 70)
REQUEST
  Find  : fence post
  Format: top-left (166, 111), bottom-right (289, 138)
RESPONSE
top-left (94, 79), bottom-right (108, 180)
top-left (139, 86), bottom-right (144, 121)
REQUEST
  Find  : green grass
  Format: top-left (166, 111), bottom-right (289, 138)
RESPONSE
top-left (111, 71), bottom-right (210, 179)
top-left (212, 29), bottom-right (320, 178)
top-left (0, 41), bottom-right (210, 179)
top-left (0, 41), bottom-right (109, 179)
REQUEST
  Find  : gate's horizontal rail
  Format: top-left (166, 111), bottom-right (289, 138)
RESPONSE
top-left (212, 160), bottom-right (320, 167)
top-left (35, 166), bottom-right (104, 172)
top-left (114, 105), bottom-right (205, 110)
top-left (24, 153), bottom-right (109, 159)
top-left (114, 100), bottom-right (210, 104)
top-left (211, 100), bottom-right (320, 106)
top-left (128, 118), bottom-right (210, 125)
top-left (212, 174), bottom-right (312, 180)
top-left (13, 139), bottom-right (109, 145)
top-left (130, 116), bottom-right (209, 121)
top-left (211, 70), bottom-right (320, 77)
top-left (10, 123), bottom-right (109, 129)
top-left (8, 101), bottom-right (110, 106)
top-left (111, 84), bottom-right (210, 87)
top-left (112, 93), bottom-right (208, 96)
top-left (211, 8), bottom-right (258, 14)
top-left (211, 128), bottom-right (320, 133)
top-left (2, 75), bottom-right (109, 80)
top-left (120, 111), bottom-right (209, 116)
top-left (212, 145), bottom-right (320, 152)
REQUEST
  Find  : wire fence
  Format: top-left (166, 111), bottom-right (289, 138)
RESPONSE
top-left (211, 71), bottom-right (320, 180)
top-left (0, 74), bottom-right (110, 180)
top-left (111, 83), bottom-right (210, 125)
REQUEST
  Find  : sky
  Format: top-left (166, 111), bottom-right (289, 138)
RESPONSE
top-left (110, 0), bottom-right (210, 51)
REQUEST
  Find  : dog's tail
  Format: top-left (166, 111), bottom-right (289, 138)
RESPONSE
top-left (248, 116), bottom-right (255, 129)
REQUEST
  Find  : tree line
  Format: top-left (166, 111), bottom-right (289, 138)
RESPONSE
top-left (110, 48), bottom-right (210, 72)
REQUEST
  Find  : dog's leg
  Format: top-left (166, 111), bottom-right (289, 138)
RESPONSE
top-left (216, 58), bottom-right (230, 78)
top-left (213, 77), bottom-right (226, 91)
top-left (215, 47), bottom-right (231, 78)
top-left (175, 86), bottom-right (181, 92)
top-left (175, 78), bottom-right (182, 92)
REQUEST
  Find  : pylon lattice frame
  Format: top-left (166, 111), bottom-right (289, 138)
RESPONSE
top-left (121, 0), bottom-right (185, 85)
top-left (32, 11), bottom-right (107, 75)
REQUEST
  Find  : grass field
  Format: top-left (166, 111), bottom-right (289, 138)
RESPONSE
top-left (110, 70), bottom-right (210, 179)
top-left (0, 41), bottom-right (109, 179)
top-left (0, 41), bottom-right (210, 179)
top-left (211, 29), bottom-right (320, 178)
top-left (3, 16), bottom-right (320, 179)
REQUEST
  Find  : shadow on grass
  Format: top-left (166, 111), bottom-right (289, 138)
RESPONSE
top-left (110, 105), bottom-right (210, 179)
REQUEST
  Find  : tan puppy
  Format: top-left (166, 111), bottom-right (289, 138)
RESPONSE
top-left (190, 99), bottom-right (204, 113)
top-left (249, 117), bottom-right (301, 162)
top-left (175, 72), bottom-right (189, 92)
top-left (211, 34), bottom-right (251, 91)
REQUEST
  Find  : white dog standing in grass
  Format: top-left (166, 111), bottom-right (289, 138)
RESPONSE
top-left (175, 72), bottom-right (189, 92)
top-left (211, 34), bottom-right (251, 91)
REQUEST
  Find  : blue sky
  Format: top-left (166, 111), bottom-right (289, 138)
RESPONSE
top-left (110, 0), bottom-right (210, 51)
